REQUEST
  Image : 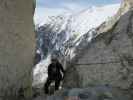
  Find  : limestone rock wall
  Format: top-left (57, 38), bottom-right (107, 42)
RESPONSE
top-left (0, 0), bottom-right (35, 98)
top-left (64, 0), bottom-right (133, 89)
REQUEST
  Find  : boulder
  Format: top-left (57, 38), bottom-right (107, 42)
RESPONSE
top-left (46, 85), bottom-right (132, 100)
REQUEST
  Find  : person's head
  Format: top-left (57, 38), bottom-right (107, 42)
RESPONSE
top-left (51, 58), bottom-right (58, 64)
top-left (51, 53), bottom-right (60, 64)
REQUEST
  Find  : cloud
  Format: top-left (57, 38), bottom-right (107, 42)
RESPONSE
top-left (34, 2), bottom-right (86, 25)
top-left (60, 2), bottom-right (86, 12)
top-left (34, 7), bottom-right (67, 25)
top-left (34, 0), bottom-right (122, 25)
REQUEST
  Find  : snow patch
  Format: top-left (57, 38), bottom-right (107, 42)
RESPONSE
top-left (33, 54), bottom-right (51, 86)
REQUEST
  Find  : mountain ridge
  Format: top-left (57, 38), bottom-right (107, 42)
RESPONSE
top-left (33, 3), bottom-right (120, 86)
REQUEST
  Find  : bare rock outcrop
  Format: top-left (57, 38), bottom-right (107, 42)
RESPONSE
top-left (98, 0), bottom-right (133, 34)
top-left (0, 0), bottom-right (35, 99)
top-left (63, 0), bottom-right (133, 89)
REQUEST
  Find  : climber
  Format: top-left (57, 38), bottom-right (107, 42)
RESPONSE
top-left (44, 57), bottom-right (65, 94)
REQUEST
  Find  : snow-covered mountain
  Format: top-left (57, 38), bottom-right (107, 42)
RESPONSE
top-left (33, 4), bottom-right (120, 86)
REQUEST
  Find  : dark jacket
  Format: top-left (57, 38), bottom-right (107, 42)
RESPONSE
top-left (48, 62), bottom-right (65, 80)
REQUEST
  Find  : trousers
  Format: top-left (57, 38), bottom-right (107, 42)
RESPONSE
top-left (44, 75), bottom-right (62, 94)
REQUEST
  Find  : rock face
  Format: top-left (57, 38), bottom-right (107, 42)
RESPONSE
top-left (63, 0), bottom-right (133, 89)
top-left (97, 0), bottom-right (133, 35)
top-left (0, 0), bottom-right (35, 98)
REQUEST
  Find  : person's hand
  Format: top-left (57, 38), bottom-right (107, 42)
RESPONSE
top-left (62, 73), bottom-right (65, 80)
top-left (62, 75), bottom-right (65, 80)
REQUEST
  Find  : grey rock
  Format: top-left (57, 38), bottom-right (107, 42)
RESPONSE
top-left (0, 0), bottom-right (35, 98)
top-left (63, 0), bottom-right (133, 89)
top-left (45, 85), bottom-right (132, 100)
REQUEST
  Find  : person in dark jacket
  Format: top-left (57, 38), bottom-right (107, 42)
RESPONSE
top-left (44, 58), bottom-right (65, 94)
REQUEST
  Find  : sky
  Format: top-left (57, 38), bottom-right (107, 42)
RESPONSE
top-left (34, 0), bottom-right (122, 24)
